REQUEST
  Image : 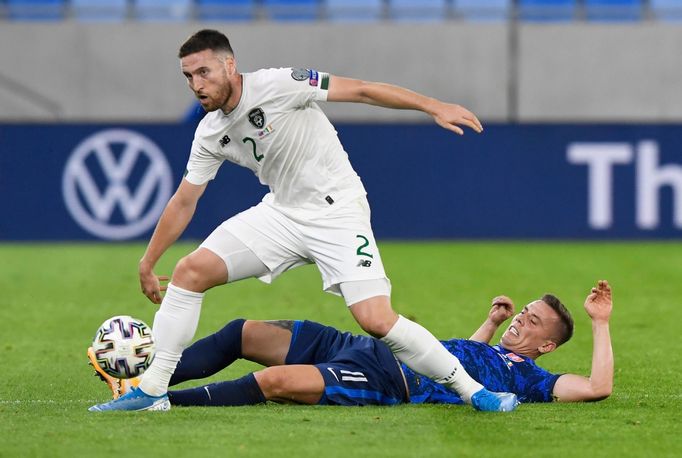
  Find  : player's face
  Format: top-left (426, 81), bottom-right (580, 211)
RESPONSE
top-left (500, 300), bottom-right (560, 358)
top-left (181, 49), bottom-right (233, 112)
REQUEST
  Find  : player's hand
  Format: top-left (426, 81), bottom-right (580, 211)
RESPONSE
top-left (431, 102), bottom-right (483, 136)
top-left (584, 280), bottom-right (612, 324)
top-left (488, 295), bottom-right (515, 325)
top-left (139, 264), bottom-right (169, 304)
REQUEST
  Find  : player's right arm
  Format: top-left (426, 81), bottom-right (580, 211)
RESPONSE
top-left (469, 296), bottom-right (515, 343)
top-left (139, 178), bottom-right (208, 304)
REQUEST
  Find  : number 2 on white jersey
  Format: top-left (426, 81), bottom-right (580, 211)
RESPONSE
top-left (242, 137), bottom-right (263, 162)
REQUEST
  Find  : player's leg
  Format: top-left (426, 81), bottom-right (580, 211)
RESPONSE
top-left (277, 319), bottom-right (408, 406)
top-left (305, 197), bottom-right (517, 411)
top-left (169, 319), bottom-right (294, 386)
top-left (302, 197), bottom-right (481, 402)
top-left (241, 320), bottom-right (295, 366)
top-left (117, 320), bottom-right (402, 407)
top-left (140, 223), bottom-right (278, 392)
top-left (137, 247), bottom-right (228, 397)
top-left (89, 248), bottom-right (229, 412)
top-left (170, 343), bottom-right (403, 407)
top-left (347, 291), bottom-right (485, 399)
top-left (167, 320), bottom-right (351, 406)
top-left (168, 365), bottom-right (323, 407)
top-left (168, 318), bottom-right (247, 385)
top-left (89, 228), bottom-right (272, 411)
top-left (137, 202), bottom-right (310, 402)
top-left (347, 289), bottom-right (517, 412)
top-left (255, 365), bottom-right (324, 404)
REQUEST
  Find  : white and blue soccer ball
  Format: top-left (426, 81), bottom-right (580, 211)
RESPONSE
top-left (92, 315), bottom-right (155, 379)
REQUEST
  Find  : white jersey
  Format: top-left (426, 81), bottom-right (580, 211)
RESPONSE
top-left (185, 67), bottom-right (366, 218)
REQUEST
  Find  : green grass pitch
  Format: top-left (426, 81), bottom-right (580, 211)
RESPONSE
top-left (1, 241), bottom-right (680, 457)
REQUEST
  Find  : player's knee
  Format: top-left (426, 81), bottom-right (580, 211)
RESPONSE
top-left (354, 306), bottom-right (398, 337)
top-left (172, 249), bottom-right (228, 292)
top-left (240, 320), bottom-right (262, 358)
top-left (254, 368), bottom-right (286, 399)
top-left (357, 317), bottom-right (397, 338)
top-left (172, 255), bottom-right (208, 292)
top-left (213, 318), bottom-right (246, 351)
top-left (350, 297), bottom-right (398, 338)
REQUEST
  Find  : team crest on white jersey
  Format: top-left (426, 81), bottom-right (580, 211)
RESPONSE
top-left (248, 108), bottom-right (266, 129)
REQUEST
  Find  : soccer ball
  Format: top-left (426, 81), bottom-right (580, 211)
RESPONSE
top-left (92, 315), bottom-right (155, 379)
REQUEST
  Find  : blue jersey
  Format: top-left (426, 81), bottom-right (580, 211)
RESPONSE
top-left (402, 339), bottom-right (561, 404)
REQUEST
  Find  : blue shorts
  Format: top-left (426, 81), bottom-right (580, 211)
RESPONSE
top-left (285, 321), bottom-right (408, 406)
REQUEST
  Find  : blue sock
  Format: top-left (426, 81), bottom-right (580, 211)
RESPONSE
top-left (168, 373), bottom-right (266, 407)
top-left (169, 318), bottom-right (246, 386)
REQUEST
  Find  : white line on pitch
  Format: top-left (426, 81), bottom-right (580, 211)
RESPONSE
top-left (0, 400), bottom-right (97, 404)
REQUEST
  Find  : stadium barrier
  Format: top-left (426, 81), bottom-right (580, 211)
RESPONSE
top-left (1, 123), bottom-right (681, 240)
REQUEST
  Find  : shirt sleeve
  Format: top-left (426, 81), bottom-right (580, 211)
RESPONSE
top-left (515, 363), bottom-right (562, 403)
top-left (184, 138), bottom-right (224, 185)
top-left (271, 67), bottom-right (330, 109)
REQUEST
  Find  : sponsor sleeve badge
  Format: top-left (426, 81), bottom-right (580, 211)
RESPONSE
top-left (291, 68), bottom-right (310, 81)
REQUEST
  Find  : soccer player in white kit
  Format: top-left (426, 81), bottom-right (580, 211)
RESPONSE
top-left (89, 29), bottom-right (518, 412)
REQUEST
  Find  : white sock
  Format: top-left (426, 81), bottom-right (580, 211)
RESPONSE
top-left (138, 283), bottom-right (203, 396)
top-left (381, 315), bottom-right (483, 403)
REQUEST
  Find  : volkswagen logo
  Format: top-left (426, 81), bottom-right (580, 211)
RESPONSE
top-left (62, 129), bottom-right (173, 240)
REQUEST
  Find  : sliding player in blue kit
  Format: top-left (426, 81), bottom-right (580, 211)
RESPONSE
top-left (90, 281), bottom-right (614, 407)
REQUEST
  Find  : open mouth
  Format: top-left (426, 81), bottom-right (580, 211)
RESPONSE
top-left (509, 326), bottom-right (519, 337)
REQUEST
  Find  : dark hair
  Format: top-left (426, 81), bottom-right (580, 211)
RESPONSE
top-left (178, 29), bottom-right (234, 59)
top-left (541, 294), bottom-right (574, 346)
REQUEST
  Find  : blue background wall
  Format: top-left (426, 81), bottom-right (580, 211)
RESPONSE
top-left (1, 123), bottom-right (681, 240)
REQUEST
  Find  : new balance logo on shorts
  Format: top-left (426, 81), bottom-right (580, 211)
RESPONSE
top-left (358, 260), bottom-right (372, 267)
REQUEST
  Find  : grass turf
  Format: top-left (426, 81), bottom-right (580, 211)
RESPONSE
top-left (0, 242), bottom-right (680, 457)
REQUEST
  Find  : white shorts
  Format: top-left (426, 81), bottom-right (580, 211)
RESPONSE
top-left (200, 197), bottom-right (390, 298)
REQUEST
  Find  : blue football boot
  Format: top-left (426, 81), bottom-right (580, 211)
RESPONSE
top-left (471, 389), bottom-right (519, 412)
top-left (89, 387), bottom-right (170, 412)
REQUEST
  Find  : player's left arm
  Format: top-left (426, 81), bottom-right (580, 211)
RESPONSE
top-left (469, 296), bottom-right (515, 343)
top-left (552, 280), bottom-right (614, 402)
top-left (326, 75), bottom-right (483, 136)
